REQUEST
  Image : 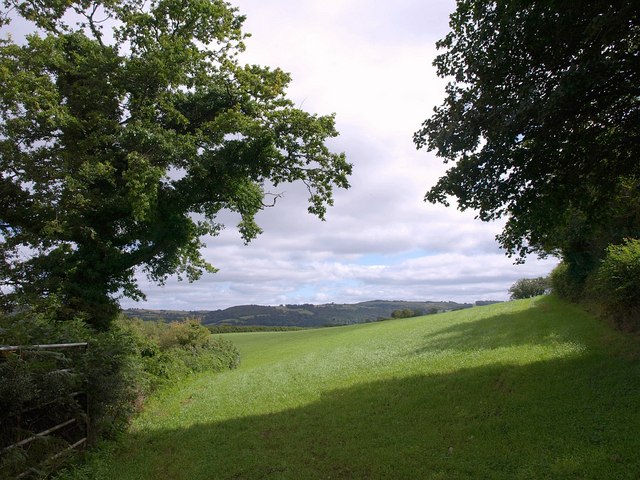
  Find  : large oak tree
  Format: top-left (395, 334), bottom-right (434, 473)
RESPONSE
top-left (415, 0), bottom-right (639, 279)
top-left (0, 0), bottom-right (351, 328)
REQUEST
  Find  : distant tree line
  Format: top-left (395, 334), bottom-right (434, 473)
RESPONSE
top-left (390, 308), bottom-right (438, 319)
top-left (509, 278), bottom-right (550, 300)
top-left (206, 325), bottom-right (305, 334)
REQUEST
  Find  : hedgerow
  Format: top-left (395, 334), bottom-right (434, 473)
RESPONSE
top-left (0, 311), bottom-right (239, 478)
top-left (589, 238), bottom-right (640, 330)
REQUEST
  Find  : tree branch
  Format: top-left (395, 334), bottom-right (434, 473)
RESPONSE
top-left (261, 192), bottom-right (284, 208)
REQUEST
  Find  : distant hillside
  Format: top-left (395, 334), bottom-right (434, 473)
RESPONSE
top-left (123, 300), bottom-right (473, 327)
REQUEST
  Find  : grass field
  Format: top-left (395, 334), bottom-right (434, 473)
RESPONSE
top-left (60, 296), bottom-right (640, 479)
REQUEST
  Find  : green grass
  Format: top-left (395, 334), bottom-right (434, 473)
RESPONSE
top-left (60, 296), bottom-right (640, 479)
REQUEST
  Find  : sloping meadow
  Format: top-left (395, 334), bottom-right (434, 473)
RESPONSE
top-left (58, 296), bottom-right (640, 479)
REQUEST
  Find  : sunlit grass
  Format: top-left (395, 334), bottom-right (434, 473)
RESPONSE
top-left (59, 296), bottom-right (640, 479)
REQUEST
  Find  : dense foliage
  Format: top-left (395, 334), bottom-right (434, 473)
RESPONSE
top-left (127, 318), bottom-right (240, 388)
top-left (588, 239), bottom-right (640, 330)
top-left (415, 0), bottom-right (639, 267)
top-left (0, 0), bottom-right (351, 329)
top-left (207, 325), bottom-right (304, 334)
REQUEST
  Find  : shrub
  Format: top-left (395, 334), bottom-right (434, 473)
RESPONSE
top-left (509, 277), bottom-right (549, 300)
top-left (549, 263), bottom-right (585, 300)
top-left (120, 317), bottom-right (240, 389)
top-left (158, 319), bottom-right (213, 350)
top-left (81, 325), bottom-right (146, 440)
top-left (207, 325), bottom-right (304, 333)
top-left (590, 238), bottom-right (640, 330)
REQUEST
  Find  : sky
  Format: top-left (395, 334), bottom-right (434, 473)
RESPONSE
top-left (121, 0), bottom-right (559, 310)
top-left (7, 0), bottom-right (559, 310)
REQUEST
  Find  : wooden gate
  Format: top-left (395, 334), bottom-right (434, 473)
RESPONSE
top-left (0, 343), bottom-right (89, 479)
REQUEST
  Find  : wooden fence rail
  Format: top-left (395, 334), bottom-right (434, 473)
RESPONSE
top-left (0, 343), bottom-right (89, 352)
top-left (0, 342), bottom-right (89, 479)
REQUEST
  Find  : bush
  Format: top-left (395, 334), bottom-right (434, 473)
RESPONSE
top-left (590, 238), bottom-right (640, 330)
top-left (549, 263), bottom-right (585, 300)
top-left (81, 325), bottom-right (146, 440)
top-left (124, 318), bottom-right (240, 387)
top-left (509, 277), bottom-right (549, 300)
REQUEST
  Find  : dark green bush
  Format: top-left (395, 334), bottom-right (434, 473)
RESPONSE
top-left (0, 311), bottom-right (91, 478)
top-left (596, 239), bottom-right (640, 305)
top-left (81, 325), bottom-right (146, 441)
top-left (590, 238), bottom-right (640, 330)
top-left (0, 313), bottom-right (143, 448)
top-left (549, 262), bottom-right (585, 301)
top-left (0, 306), bottom-right (91, 346)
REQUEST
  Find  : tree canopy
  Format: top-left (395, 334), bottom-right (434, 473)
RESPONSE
top-left (509, 277), bottom-right (549, 300)
top-left (0, 0), bottom-right (351, 328)
top-left (415, 0), bottom-right (640, 269)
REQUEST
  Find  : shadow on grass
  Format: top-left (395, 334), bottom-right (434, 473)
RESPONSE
top-left (97, 352), bottom-right (640, 480)
top-left (409, 297), bottom-right (596, 355)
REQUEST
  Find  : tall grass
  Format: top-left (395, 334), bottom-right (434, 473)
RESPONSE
top-left (58, 296), bottom-right (640, 479)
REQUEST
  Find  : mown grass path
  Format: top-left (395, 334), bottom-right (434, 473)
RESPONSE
top-left (64, 297), bottom-right (640, 479)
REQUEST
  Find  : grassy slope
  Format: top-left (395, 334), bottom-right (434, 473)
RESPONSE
top-left (63, 296), bottom-right (640, 479)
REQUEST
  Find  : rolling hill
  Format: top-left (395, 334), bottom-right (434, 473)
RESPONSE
top-left (123, 299), bottom-right (475, 327)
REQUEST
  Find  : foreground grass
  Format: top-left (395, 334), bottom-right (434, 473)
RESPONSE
top-left (60, 296), bottom-right (640, 479)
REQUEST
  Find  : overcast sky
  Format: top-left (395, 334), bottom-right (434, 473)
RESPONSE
top-left (118, 0), bottom-right (559, 310)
